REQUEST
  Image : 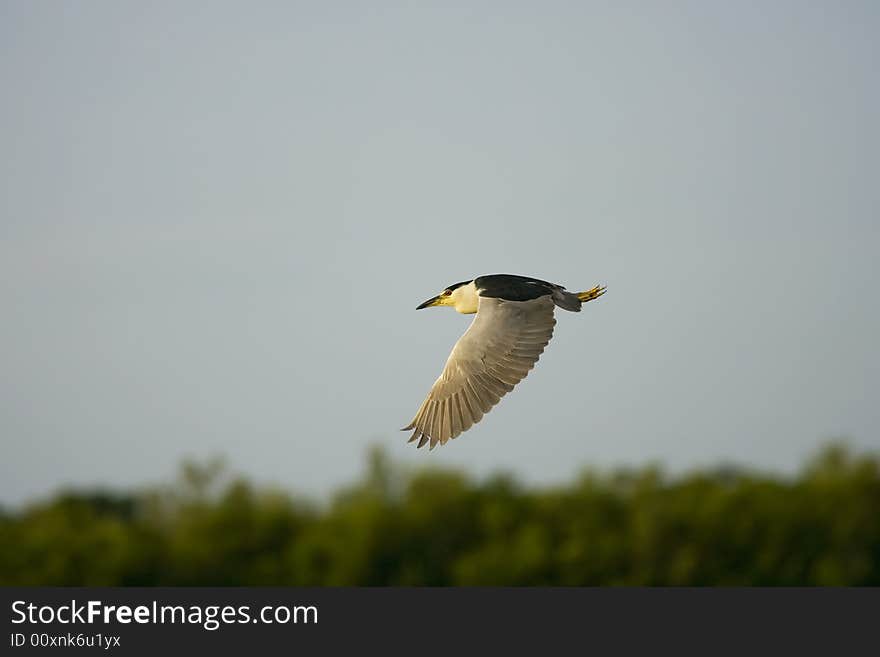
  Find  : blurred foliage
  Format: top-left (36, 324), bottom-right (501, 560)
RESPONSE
top-left (1, 443), bottom-right (878, 585)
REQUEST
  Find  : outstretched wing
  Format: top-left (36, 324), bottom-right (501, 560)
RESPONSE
top-left (403, 295), bottom-right (556, 448)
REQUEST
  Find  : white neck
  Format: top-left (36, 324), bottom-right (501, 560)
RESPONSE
top-left (450, 281), bottom-right (479, 314)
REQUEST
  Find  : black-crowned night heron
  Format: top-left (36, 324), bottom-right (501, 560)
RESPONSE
top-left (403, 274), bottom-right (606, 449)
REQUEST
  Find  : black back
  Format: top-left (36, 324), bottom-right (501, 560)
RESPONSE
top-left (474, 274), bottom-right (563, 302)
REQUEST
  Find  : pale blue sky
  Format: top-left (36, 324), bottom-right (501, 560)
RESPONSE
top-left (2, 1), bottom-right (878, 504)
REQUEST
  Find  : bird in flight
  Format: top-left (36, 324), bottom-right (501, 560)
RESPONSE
top-left (403, 274), bottom-right (605, 449)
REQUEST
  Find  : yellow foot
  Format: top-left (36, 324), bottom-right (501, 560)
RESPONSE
top-left (576, 285), bottom-right (606, 303)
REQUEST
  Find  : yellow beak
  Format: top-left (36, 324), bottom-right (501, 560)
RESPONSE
top-left (416, 294), bottom-right (444, 310)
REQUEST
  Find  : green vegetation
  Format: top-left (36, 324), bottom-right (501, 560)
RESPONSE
top-left (2, 444), bottom-right (878, 585)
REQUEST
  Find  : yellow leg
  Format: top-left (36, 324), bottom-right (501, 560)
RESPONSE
top-left (576, 285), bottom-right (606, 303)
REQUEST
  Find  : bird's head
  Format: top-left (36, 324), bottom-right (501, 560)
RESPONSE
top-left (416, 280), bottom-right (479, 314)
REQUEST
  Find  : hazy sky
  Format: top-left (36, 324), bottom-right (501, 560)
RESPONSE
top-left (2, 1), bottom-right (878, 505)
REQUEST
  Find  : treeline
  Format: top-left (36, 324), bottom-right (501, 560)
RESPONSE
top-left (1, 444), bottom-right (879, 585)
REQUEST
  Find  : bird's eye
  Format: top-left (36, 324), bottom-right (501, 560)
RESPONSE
top-left (442, 290), bottom-right (451, 296)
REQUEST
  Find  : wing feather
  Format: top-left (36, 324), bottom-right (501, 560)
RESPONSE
top-left (440, 399), bottom-right (452, 446)
top-left (429, 401), bottom-right (442, 448)
top-left (461, 388), bottom-right (483, 425)
top-left (468, 379), bottom-right (495, 410)
top-left (450, 394), bottom-right (463, 439)
top-left (421, 403), bottom-right (437, 447)
top-left (464, 380), bottom-right (491, 414)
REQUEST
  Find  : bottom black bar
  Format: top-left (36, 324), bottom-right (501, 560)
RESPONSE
top-left (2, 588), bottom-right (876, 654)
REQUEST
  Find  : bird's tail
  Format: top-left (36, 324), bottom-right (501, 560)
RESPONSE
top-left (551, 284), bottom-right (606, 312)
